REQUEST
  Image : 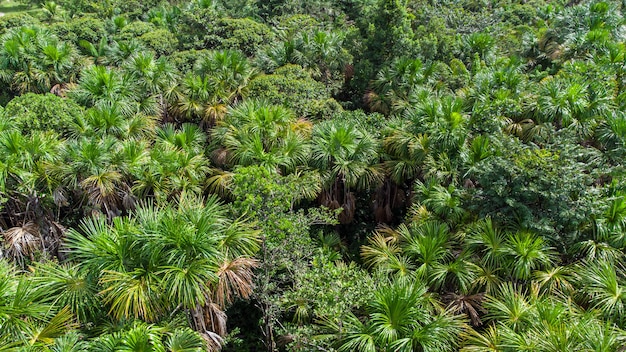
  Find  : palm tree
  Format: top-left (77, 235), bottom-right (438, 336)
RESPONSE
top-left (0, 26), bottom-right (81, 95)
top-left (361, 226), bottom-right (410, 278)
top-left (366, 58), bottom-right (435, 116)
top-left (596, 111), bottom-right (626, 162)
top-left (170, 73), bottom-right (214, 123)
top-left (211, 100), bottom-right (310, 174)
top-left (130, 124), bottom-right (209, 201)
top-left (575, 260), bottom-right (626, 325)
top-left (256, 38), bottom-right (300, 73)
top-left (382, 120), bottom-right (430, 186)
top-left (310, 119), bottom-right (382, 224)
top-left (171, 50), bottom-right (256, 128)
top-left (413, 178), bottom-right (466, 225)
top-left (71, 105), bottom-right (157, 141)
top-left (88, 322), bottom-right (206, 352)
top-left (257, 29), bottom-right (350, 92)
top-left (79, 37), bottom-right (109, 66)
top-left (465, 218), bottom-right (507, 271)
top-left (195, 50), bottom-right (256, 103)
top-left (0, 260), bottom-right (78, 349)
top-left (467, 281), bottom-right (626, 351)
top-left (122, 52), bottom-right (178, 118)
top-left (30, 261), bottom-right (101, 324)
top-left (65, 195), bottom-right (259, 343)
top-left (534, 76), bottom-right (590, 132)
top-left (42, 1), bottom-right (65, 23)
top-left (320, 278), bottom-right (465, 351)
top-left (0, 129), bottom-right (65, 264)
top-left (503, 231), bottom-right (556, 281)
top-left (69, 65), bottom-right (156, 116)
top-left (400, 221), bottom-right (453, 281)
top-left (375, 117), bottom-right (430, 224)
top-left (105, 39), bottom-right (146, 66)
top-left (40, 39), bottom-right (81, 89)
top-left (483, 283), bottom-right (534, 333)
top-left (53, 136), bottom-right (126, 218)
top-left (298, 29), bottom-right (350, 90)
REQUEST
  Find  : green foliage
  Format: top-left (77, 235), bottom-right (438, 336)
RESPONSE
top-left (285, 257), bottom-right (374, 322)
top-left (0, 13), bottom-right (40, 33)
top-left (4, 93), bottom-right (83, 136)
top-left (174, 5), bottom-right (220, 50)
top-left (116, 21), bottom-right (156, 43)
top-left (320, 278), bottom-right (465, 352)
top-left (138, 29), bottom-right (179, 57)
top-left (247, 64), bottom-right (342, 119)
top-left (66, 195), bottom-right (258, 324)
top-left (229, 165), bottom-right (337, 350)
top-left (470, 134), bottom-right (601, 240)
top-left (0, 26), bottom-right (83, 95)
top-left (211, 100), bottom-right (309, 173)
top-left (51, 16), bottom-right (107, 44)
top-left (206, 18), bottom-right (273, 56)
top-left (2, 0), bottom-right (626, 349)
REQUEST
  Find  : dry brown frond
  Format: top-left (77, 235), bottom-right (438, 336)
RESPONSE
top-left (214, 257), bottom-right (259, 308)
top-left (3, 222), bottom-right (41, 263)
top-left (444, 292), bottom-right (486, 326)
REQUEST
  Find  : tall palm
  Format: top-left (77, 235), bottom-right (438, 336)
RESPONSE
top-left (375, 118), bottom-right (430, 224)
top-left (400, 221), bottom-right (453, 281)
top-left (30, 261), bottom-right (101, 324)
top-left (69, 65), bottom-right (156, 116)
top-left (71, 105), bottom-right (157, 141)
top-left (0, 26), bottom-right (81, 95)
top-left (409, 95), bottom-right (468, 158)
top-left (321, 278), bottom-right (465, 352)
top-left (88, 322), bottom-right (206, 352)
top-left (596, 111), bottom-right (626, 161)
top-left (366, 58), bottom-right (432, 116)
top-left (310, 119), bottom-right (382, 223)
top-left (53, 136), bottom-right (126, 218)
top-left (575, 260), bottom-right (626, 325)
top-left (171, 50), bottom-right (255, 127)
top-left (413, 178), bottom-right (466, 225)
top-left (465, 218), bottom-right (508, 271)
top-left (534, 77), bottom-right (590, 132)
top-left (469, 281), bottom-right (626, 351)
top-left (382, 120), bottom-right (430, 186)
top-left (483, 283), bottom-right (534, 333)
top-left (503, 232), bottom-right (556, 281)
top-left (211, 100), bottom-right (310, 174)
top-left (298, 29), bottom-right (350, 89)
top-left (361, 226), bottom-right (411, 278)
top-left (132, 124), bottom-right (209, 201)
top-left (122, 52), bottom-right (178, 117)
top-left (195, 50), bottom-right (256, 103)
top-left (170, 73), bottom-right (214, 123)
top-left (0, 129), bottom-right (65, 263)
top-left (65, 195), bottom-right (259, 341)
top-left (0, 260), bottom-right (78, 349)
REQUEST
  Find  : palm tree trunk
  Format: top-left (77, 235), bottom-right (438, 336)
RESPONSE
top-left (190, 305), bottom-right (207, 333)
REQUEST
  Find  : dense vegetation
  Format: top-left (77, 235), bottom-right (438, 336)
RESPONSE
top-left (1, 0), bottom-right (626, 350)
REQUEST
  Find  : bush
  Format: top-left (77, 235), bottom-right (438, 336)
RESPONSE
top-left (51, 16), bottom-right (107, 44)
top-left (206, 18), bottom-right (273, 56)
top-left (116, 21), bottom-right (156, 42)
top-left (0, 13), bottom-right (39, 34)
top-left (138, 28), bottom-right (179, 56)
top-left (247, 64), bottom-right (342, 119)
top-left (4, 93), bottom-right (84, 136)
top-left (169, 49), bottom-right (211, 73)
